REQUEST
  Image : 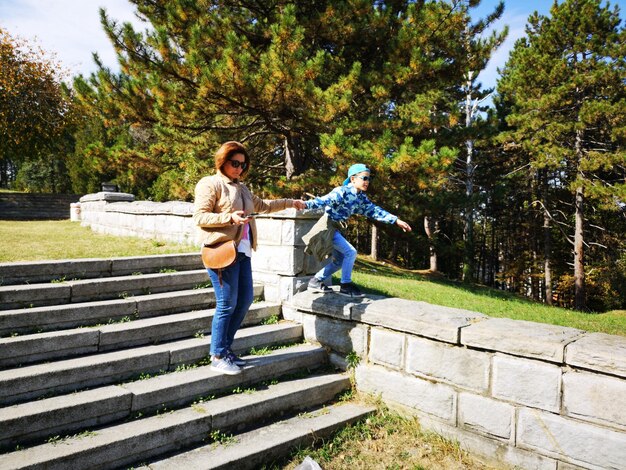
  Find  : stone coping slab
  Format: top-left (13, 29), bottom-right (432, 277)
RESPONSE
top-left (102, 200), bottom-right (193, 216)
top-left (288, 289), bottom-right (382, 320)
top-left (80, 191), bottom-right (135, 203)
top-left (461, 318), bottom-right (583, 363)
top-left (352, 297), bottom-right (486, 344)
top-left (565, 332), bottom-right (626, 378)
top-left (290, 293), bottom-right (486, 344)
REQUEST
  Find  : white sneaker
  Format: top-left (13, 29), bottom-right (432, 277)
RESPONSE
top-left (210, 356), bottom-right (242, 375)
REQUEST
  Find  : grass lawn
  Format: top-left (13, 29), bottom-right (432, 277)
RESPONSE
top-left (2, 220), bottom-right (624, 336)
top-left (350, 258), bottom-right (626, 337)
top-left (0, 220), bottom-right (197, 262)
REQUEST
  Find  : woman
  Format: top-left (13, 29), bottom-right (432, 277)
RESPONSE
top-left (193, 141), bottom-right (306, 375)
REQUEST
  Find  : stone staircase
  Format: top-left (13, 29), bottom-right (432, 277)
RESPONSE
top-left (0, 254), bottom-right (374, 469)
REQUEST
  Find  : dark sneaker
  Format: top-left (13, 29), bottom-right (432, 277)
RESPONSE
top-left (339, 282), bottom-right (365, 298)
top-left (227, 350), bottom-right (246, 367)
top-left (210, 356), bottom-right (242, 375)
top-left (308, 277), bottom-right (333, 293)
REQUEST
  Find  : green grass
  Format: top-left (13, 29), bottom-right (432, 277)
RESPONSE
top-left (0, 220), bottom-right (196, 262)
top-left (352, 257), bottom-right (626, 337)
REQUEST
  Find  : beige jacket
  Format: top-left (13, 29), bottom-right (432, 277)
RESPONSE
top-left (193, 171), bottom-right (295, 249)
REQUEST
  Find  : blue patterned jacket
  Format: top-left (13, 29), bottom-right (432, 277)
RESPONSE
top-left (304, 183), bottom-right (397, 224)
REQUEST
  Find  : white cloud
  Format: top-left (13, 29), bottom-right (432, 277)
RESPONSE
top-left (476, 11), bottom-right (529, 90)
top-left (0, 0), bottom-right (142, 77)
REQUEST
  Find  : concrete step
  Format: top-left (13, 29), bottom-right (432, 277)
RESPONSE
top-left (0, 343), bottom-right (328, 451)
top-left (0, 285), bottom-right (264, 337)
top-left (144, 402), bottom-right (376, 470)
top-left (0, 269), bottom-right (210, 310)
top-left (0, 322), bottom-right (303, 406)
top-left (0, 372), bottom-right (349, 470)
top-left (0, 301), bottom-right (281, 368)
top-left (0, 253), bottom-right (202, 286)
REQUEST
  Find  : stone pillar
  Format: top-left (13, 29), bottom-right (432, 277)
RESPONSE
top-left (252, 208), bottom-right (323, 303)
top-left (69, 202), bottom-right (81, 222)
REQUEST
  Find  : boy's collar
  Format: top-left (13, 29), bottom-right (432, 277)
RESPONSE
top-left (346, 182), bottom-right (362, 194)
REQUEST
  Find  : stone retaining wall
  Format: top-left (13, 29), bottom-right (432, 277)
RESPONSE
top-left (284, 293), bottom-right (626, 470)
top-left (79, 192), bottom-right (195, 244)
top-left (78, 192), bottom-right (324, 302)
top-left (0, 193), bottom-right (82, 220)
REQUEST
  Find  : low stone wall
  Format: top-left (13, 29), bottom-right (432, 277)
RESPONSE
top-left (79, 192), bottom-right (196, 245)
top-left (0, 193), bottom-right (82, 220)
top-left (78, 192), bottom-right (324, 302)
top-left (284, 293), bottom-right (626, 470)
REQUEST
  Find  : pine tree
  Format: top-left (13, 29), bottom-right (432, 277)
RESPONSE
top-left (498, 0), bottom-right (626, 310)
top-left (73, 0), bottom-right (368, 199)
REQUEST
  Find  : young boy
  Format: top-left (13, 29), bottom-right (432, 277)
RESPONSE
top-left (303, 163), bottom-right (412, 297)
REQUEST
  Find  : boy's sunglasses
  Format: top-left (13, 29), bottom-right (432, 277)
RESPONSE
top-left (228, 160), bottom-right (248, 170)
top-left (355, 175), bottom-right (372, 181)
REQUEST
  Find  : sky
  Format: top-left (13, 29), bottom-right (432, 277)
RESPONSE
top-left (1, 0), bottom-right (625, 90)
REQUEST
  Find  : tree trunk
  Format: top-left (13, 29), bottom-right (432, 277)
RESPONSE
top-left (573, 125), bottom-right (586, 311)
top-left (284, 134), bottom-right (309, 179)
top-left (541, 171), bottom-right (553, 305)
top-left (424, 216), bottom-right (438, 272)
top-left (462, 71), bottom-right (475, 283)
top-left (574, 184), bottom-right (585, 310)
top-left (370, 223), bottom-right (378, 261)
top-left (531, 247), bottom-right (540, 300)
top-left (390, 240), bottom-right (398, 261)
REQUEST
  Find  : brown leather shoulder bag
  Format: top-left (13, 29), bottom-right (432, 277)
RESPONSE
top-left (201, 240), bottom-right (237, 270)
top-left (200, 183), bottom-right (246, 271)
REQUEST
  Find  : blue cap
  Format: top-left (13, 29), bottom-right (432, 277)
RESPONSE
top-left (342, 163), bottom-right (370, 186)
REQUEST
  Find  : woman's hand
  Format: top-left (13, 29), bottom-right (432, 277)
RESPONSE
top-left (396, 219), bottom-right (412, 232)
top-left (231, 210), bottom-right (250, 225)
top-left (292, 199), bottom-right (306, 210)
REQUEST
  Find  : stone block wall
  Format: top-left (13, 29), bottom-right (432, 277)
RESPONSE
top-left (78, 193), bottom-right (324, 302)
top-left (0, 193), bottom-right (82, 220)
top-left (285, 292), bottom-right (626, 470)
top-left (79, 192), bottom-right (196, 245)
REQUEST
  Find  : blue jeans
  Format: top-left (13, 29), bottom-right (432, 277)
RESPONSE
top-left (206, 252), bottom-right (253, 357)
top-left (314, 230), bottom-right (357, 284)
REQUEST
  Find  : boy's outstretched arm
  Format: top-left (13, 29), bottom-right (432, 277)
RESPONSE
top-left (304, 187), bottom-right (343, 210)
top-left (359, 197), bottom-right (411, 232)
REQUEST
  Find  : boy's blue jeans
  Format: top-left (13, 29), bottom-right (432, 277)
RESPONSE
top-left (314, 230), bottom-right (357, 284)
top-left (206, 253), bottom-right (253, 358)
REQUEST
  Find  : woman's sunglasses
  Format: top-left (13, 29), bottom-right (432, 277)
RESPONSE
top-left (228, 160), bottom-right (248, 170)
top-left (354, 175), bottom-right (372, 181)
